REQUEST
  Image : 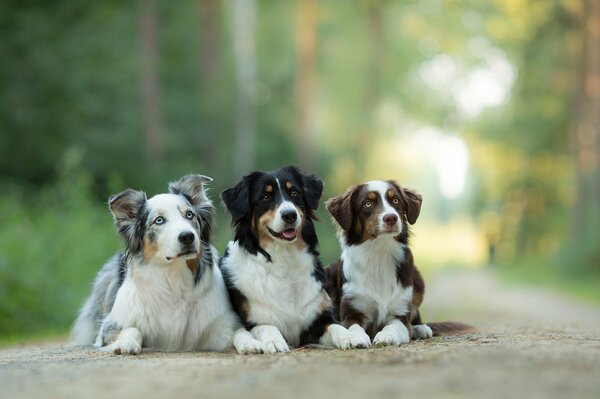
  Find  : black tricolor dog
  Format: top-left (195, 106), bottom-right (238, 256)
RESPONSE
top-left (220, 165), bottom-right (371, 354)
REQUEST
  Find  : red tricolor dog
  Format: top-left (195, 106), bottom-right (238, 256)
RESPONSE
top-left (326, 180), bottom-right (472, 346)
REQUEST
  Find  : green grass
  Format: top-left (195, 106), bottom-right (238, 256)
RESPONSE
top-left (496, 261), bottom-right (600, 305)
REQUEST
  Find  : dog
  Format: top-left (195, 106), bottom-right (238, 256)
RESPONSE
top-left (219, 165), bottom-right (371, 354)
top-left (71, 174), bottom-right (245, 354)
top-left (325, 180), bottom-right (473, 346)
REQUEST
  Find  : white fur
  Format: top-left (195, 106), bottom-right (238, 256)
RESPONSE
top-left (110, 327), bottom-right (143, 355)
top-left (90, 193), bottom-right (239, 353)
top-left (341, 235), bottom-right (413, 328)
top-left (412, 324), bottom-right (433, 339)
top-left (251, 325), bottom-right (290, 353)
top-left (221, 240), bottom-right (324, 347)
top-left (373, 319), bottom-right (410, 346)
top-left (101, 252), bottom-right (237, 352)
top-left (320, 324), bottom-right (371, 349)
top-left (144, 194), bottom-right (200, 262)
top-left (232, 328), bottom-right (263, 354)
top-left (365, 180), bottom-right (402, 235)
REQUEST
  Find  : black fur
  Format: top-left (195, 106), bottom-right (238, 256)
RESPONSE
top-left (220, 166), bottom-right (334, 346)
top-left (220, 165), bottom-right (323, 262)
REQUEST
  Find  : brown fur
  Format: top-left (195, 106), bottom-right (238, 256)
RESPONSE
top-left (326, 181), bottom-right (473, 340)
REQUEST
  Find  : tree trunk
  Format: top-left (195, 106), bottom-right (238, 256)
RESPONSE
top-left (198, 0), bottom-right (221, 85)
top-left (232, 0), bottom-right (257, 177)
top-left (570, 0), bottom-right (600, 266)
top-left (139, 0), bottom-right (163, 169)
top-left (295, 0), bottom-right (317, 170)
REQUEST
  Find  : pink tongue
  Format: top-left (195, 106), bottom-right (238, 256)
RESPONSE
top-left (281, 229), bottom-right (297, 239)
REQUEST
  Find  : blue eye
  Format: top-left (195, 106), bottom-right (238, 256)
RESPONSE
top-left (154, 216), bottom-right (165, 225)
top-left (185, 211), bottom-right (194, 220)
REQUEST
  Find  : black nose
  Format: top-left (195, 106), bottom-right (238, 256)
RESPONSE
top-left (281, 210), bottom-right (298, 224)
top-left (383, 213), bottom-right (398, 226)
top-left (178, 232), bottom-right (195, 245)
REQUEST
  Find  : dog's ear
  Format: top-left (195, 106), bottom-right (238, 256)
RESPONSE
top-left (221, 174), bottom-right (256, 222)
top-left (108, 189), bottom-right (147, 242)
top-left (168, 174), bottom-right (213, 208)
top-left (302, 174), bottom-right (324, 211)
top-left (389, 180), bottom-right (422, 225)
top-left (281, 165), bottom-right (324, 211)
top-left (326, 186), bottom-right (356, 231)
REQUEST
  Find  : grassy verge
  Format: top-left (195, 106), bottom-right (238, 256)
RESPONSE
top-left (496, 261), bottom-right (600, 305)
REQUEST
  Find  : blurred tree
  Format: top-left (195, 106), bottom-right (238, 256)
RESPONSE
top-left (295, 0), bottom-right (317, 170)
top-left (232, 0), bottom-right (257, 176)
top-left (570, 0), bottom-right (600, 267)
top-left (139, 0), bottom-right (164, 170)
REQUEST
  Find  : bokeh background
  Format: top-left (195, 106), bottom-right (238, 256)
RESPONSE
top-left (1, 0), bottom-right (599, 343)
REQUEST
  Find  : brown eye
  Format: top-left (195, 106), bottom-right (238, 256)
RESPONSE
top-left (290, 190), bottom-right (298, 197)
top-left (262, 194), bottom-right (271, 201)
top-left (392, 198), bottom-right (399, 204)
top-left (364, 201), bottom-right (372, 208)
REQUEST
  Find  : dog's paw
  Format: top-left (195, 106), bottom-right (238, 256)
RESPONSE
top-left (412, 324), bottom-right (433, 340)
top-left (347, 324), bottom-right (371, 349)
top-left (373, 330), bottom-right (400, 346)
top-left (111, 339), bottom-right (141, 355)
top-left (110, 327), bottom-right (142, 355)
top-left (252, 325), bottom-right (290, 354)
top-left (237, 338), bottom-right (263, 355)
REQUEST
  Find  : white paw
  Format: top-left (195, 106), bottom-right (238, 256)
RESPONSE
top-left (347, 324), bottom-right (371, 348)
top-left (252, 325), bottom-right (290, 354)
top-left (412, 324), bottom-right (433, 340)
top-left (261, 335), bottom-right (290, 354)
top-left (111, 339), bottom-right (141, 355)
top-left (237, 338), bottom-right (263, 355)
top-left (110, 327), bottom-right (142, 355)
top-left (373, 330), bottom-right (401, 346)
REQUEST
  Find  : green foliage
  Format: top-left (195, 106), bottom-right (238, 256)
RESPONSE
top-left (0, 151), bottom-right (119, 338)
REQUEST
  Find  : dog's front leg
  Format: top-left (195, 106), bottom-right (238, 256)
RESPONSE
top-left (250, 325), bottom-right (290, 353)
top-left (319, 323), bottom-right (371, 349)
top-left (373, 318), bottom-right (411, 346)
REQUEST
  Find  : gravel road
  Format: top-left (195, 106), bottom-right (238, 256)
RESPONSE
top-left (1, 269), bottom-right (599, 399)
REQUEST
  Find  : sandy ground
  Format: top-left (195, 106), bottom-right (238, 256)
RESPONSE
top-left (1, 269), bottom-right (599, 399)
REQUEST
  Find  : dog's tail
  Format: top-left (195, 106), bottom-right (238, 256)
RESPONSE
top-left (427, 322), bottom-right (476, 336)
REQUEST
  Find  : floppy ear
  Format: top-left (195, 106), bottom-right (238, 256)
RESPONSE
top-left (108, 189), bottom-right (147, 242)
top-left (389, 181), bottom-right (422, 225)
top-left (221, 174), bottom-right (255, 222)
top-left (302, 173), bottom-right (324, 211)
top-left (281, 165), bottom-right (324, 210)
top-left (168, 174), bottom-right (213, 208)
top-left (325, 186), bottom-right (356, 231)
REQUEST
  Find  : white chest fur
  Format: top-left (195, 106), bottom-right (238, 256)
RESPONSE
top-left (109, 256), bottom-right (234, 351)
top-left (223, 241), bottom-right (324, 346)
top-left (341, 237), bottom-right (413, 326)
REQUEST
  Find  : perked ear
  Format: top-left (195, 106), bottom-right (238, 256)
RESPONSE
top-left (108, 189), bottom-right (147, 241)
top-left (325, 186), bottom-right (356, 231)
top-left (168, 174), bottom-right (213, 207)
top-left (388, 180), bottom-right (422, 225)
top-left (221, 173), bottom-right (256, 222)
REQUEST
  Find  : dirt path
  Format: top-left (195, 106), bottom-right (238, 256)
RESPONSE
top-left (1, 269), bottom-right (599, 399)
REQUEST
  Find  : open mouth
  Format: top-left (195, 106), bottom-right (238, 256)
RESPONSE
top-left (165, 249), bottom-right (197, 261)
top-left (267, 226), bottom-right (298, 241)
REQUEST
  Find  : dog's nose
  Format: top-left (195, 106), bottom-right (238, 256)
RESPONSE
top-left (383, 213), bottom-right (398, 226)
top-left (178, 232), bottom-right (195, 245)
top-left (281, 210), bottom-right (298, 224)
